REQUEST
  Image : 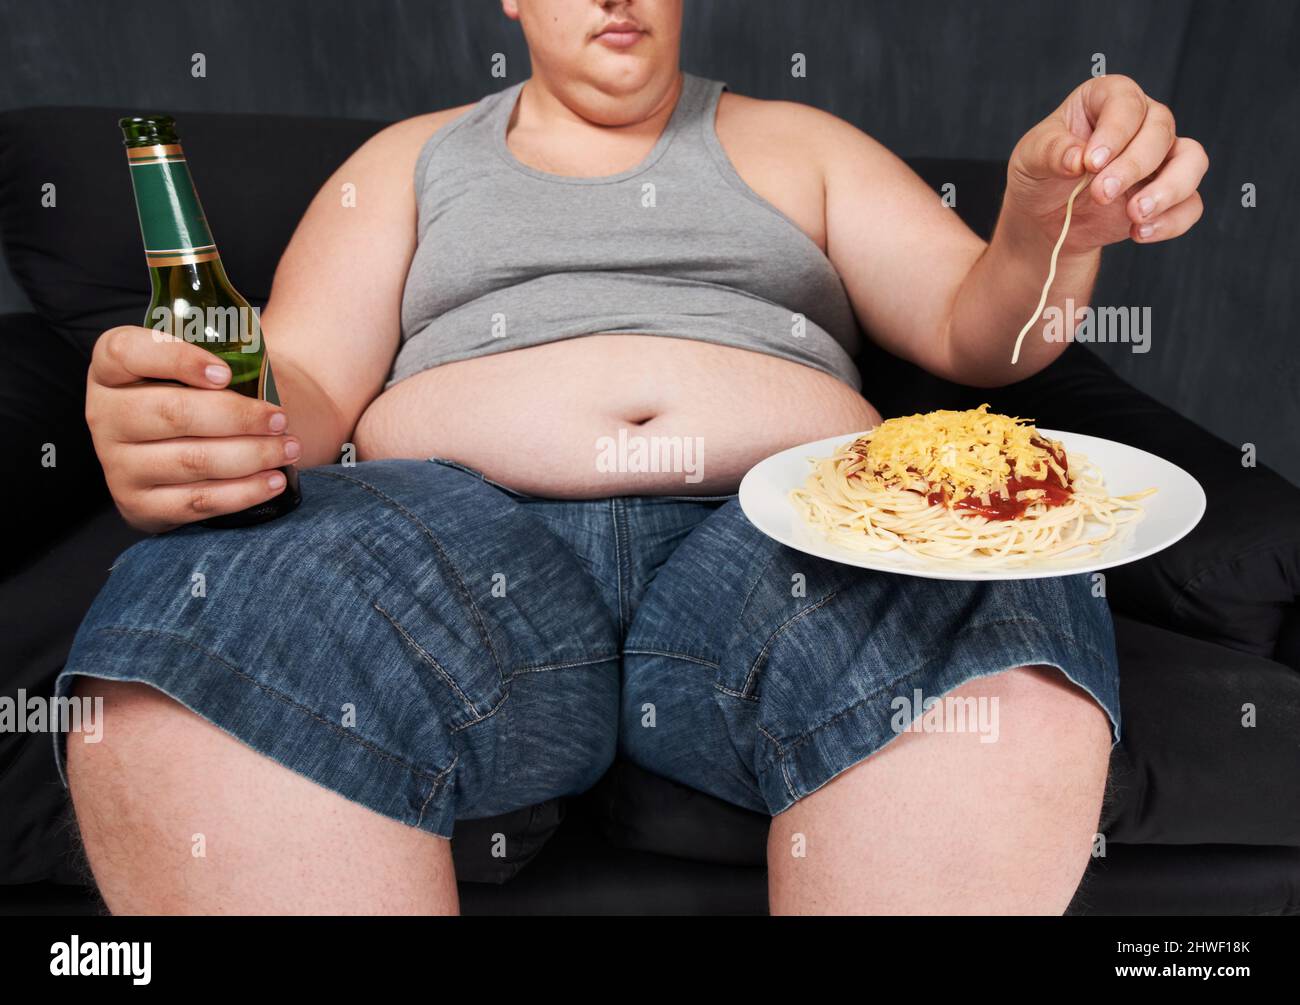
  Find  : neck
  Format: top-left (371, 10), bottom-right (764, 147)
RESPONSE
top-left (517, 67), bottom-right (683, 136)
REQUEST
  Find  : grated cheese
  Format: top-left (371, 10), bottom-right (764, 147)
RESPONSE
top-left (852, 404), bottom-right (1067, 500)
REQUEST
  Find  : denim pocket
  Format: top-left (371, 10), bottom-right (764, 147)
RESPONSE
top-left (427, 456), bottom-right (536, 499)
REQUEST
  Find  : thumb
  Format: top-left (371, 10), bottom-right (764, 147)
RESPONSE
top-left (1014, 120), bottom-right (1090, 183)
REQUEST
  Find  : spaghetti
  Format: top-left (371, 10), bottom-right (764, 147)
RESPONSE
top-left (791, 405), bottom-right (1153, 569)
top-left (1010, 172), bottom-right (1093, 365)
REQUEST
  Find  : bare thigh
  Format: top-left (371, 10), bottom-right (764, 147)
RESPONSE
top-left (67, 677), bottom-right (458, 915)
top-left (767, 666), bottom-right (1111, 915)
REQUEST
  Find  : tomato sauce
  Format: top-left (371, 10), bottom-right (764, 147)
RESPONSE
top-left (924, 439), bottom-right (1072, 520)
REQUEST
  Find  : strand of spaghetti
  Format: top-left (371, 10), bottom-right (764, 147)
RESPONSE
top-left (1010, 172), bottom-right (1093, 365)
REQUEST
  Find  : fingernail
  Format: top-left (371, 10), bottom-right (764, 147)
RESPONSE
top-left (283, 438), bottom-right (301, 460)
top-left (267, 472), bottom-right (287, 491)
top-left (1065, 146), bottom-right (1083, 172)
top-left (1138, 223), bottom-right (1154, 238)
top-left (269, 412), bottom-right (288, 432)
top-left (1103, 176), bottom-right (1121, 199)
top-left (1090, 146), bottom-right (1110, 169)
top-left (1138, 196), bottom-right (1155, 217)
top-left (205, 364), bottom-right (230, 384)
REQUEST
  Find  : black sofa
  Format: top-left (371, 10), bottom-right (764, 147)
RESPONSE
top-left (2, 106), bottom-right (1298, 916)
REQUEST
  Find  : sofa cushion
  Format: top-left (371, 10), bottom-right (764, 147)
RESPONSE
top-left (1103, 616), bottom-right (1300, 845)
top-left (0, 506), bottom-right (146, 884)
top-left (451, 801), bottom-right (566, 884)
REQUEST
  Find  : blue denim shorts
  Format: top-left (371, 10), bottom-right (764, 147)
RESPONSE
top-left (56, 457), bottom-right (1120, 836)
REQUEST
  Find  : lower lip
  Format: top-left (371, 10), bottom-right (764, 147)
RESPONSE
top-left (595, 30), bottom-right (644, 49)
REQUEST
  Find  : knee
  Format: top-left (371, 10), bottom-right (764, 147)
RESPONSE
top-left (980, 664), bottom-right (1113, 805)
top-left (65, 677), bottom-right (197, 805)
top-left (997, 664), bottom-right (1112, 744)
top-left (561, 682), bottom-right (619, 794)
top-left (489, 667), bottom-right (618, 805)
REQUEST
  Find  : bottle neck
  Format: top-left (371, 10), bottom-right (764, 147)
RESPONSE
top-left (124, 142), bottom-right (220, 267)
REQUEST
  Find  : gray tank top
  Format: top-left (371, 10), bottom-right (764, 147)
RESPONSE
top-left (391, 73), bottom-right (861, 390)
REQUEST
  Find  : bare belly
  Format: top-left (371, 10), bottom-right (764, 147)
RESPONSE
top-left (352, 335), bottom-right (881, 496)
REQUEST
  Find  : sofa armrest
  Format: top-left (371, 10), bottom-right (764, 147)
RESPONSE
top-left (985, 344), bottom-right (1300, 666)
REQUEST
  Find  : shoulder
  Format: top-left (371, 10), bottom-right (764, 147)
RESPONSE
top-left (716, 90), bottom-right (843, 138)
top-left (351, 103), bottom-right (480, 166)
top-left (313, 102), bottom-right (481, 206)
top-left (715, 90), bottom-right (894, 174)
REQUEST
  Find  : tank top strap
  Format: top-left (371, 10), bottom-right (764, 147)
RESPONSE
top-left (487, 79), bottom-right (527, 135)
top-left (667, 73), bottom-right (725, 147)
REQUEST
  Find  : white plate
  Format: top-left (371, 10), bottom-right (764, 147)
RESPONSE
top-left (738, 428), bottom-right (1205, 581)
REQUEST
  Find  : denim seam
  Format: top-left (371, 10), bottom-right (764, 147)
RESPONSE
top-left (427, 457), bottom-right (535, 500)
top-left (372, 601), bottom-right (482, 717)
top-left (443, 655), bottom-right (621, 734)
top-left (735, 546), bottom-right (782, 627)
top-left (610, 497), bottom-right (631, 635)
top-left (653, 493), bottom-right (738, 503)
top-left (91, 626), bottom-right (454, 786)
top-left (415, 756), bottom-right (460, 828)
top-left (714, 683), bottom-right (758, 702)
top-left (623, 647), bottom-right (721, 670)
top-left (447, 684), bottom-right (511, 733)
top-left (754, 723), bottom-right (797, 799)
top-left (742, 591), bottom-right (841, 696)
top-left (715, 543), bottom-right (790, 696)
top-left (768, 616), bottom-right (1111, 759)
top-left (310, 469), bottom-right (507, 680)
top-left (509, 654), bottom-right (621, 676)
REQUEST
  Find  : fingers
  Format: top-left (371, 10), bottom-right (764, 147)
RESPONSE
top-left (139, 470), bottom-right (291, 529)
top-left (129, 434), bottom-right (302, 486)
top-left (1132, 190), bottom-right (1204, 243)
top-left (1089, 104), bottom-right (1177, 207)
top-left (91, 326), bottom-right (235, 389)
top-left (1066, 75), bottom-right (1205, 245)
top-left (1125, 136), bottom-right (1210, 225)
top-left (84, 325), bottom-right (301, 533)
top-left (104, 384), bottom-right (287, 442)
top-left (1078, 75), bottom-right (1154, 178)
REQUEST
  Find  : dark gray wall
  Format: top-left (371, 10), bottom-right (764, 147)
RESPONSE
top-left (2, 0), bottom-right (1296, 482)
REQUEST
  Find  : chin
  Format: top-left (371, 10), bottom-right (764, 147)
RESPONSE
top-left (581, 55), bottom-right (662, 95)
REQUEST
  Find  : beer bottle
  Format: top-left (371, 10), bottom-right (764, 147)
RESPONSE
top-left (119, 114), bottom-right (301, 527)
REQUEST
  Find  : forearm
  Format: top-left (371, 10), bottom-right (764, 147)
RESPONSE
top-left (266, 354), bottom-right (354, 468)
top-left (945, 204), bottom-right (1100, 387)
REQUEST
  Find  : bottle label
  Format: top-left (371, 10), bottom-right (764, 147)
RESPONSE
top-left (125, 145), bottom-right (217, 265)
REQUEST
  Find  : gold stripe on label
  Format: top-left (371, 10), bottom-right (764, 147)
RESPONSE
top-left (145, 249), bottom-right (219, 266)
top-left (146, 244), bottom-right (217, 254)
top-left (128, 157), bottom-right (187, 167)
top-left (126, 144), bottom-right (183, 160)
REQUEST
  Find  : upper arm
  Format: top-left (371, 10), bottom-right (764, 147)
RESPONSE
top-left (259, 105), bottom-right (473, 434)
top-left (813, 108), bottom-right (988, 378)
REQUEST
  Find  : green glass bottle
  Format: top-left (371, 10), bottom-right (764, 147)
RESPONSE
top-left (119, 114), bottom-right (301, 528)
